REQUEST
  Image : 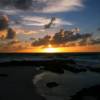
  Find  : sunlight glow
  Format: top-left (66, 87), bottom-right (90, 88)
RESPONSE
top-left (16, 44), bottom-right (100, 53)
top-left (42, 44), bottom-right (61, 53)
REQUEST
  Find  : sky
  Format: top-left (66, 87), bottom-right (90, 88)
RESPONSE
top-left (0, 0), bottom-right (100, 52)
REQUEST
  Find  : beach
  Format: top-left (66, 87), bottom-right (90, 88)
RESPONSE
top-left (0, 53), bottom-right (100, 100)
top-left (0, 66), bottom-right (45, 100)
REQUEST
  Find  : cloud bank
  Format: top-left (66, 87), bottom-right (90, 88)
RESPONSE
top-left (0, 0), bottom-right (77, 34)
top-left (0, 15), bottom-right (16, 39)
top-left (18, 16), bottom-right (73, 27)
top-left (32, 29), bottom-right (100, 47)
top-left (0, 0), bottom-right (84, 13)
top-left (0, 15), bottom-right (9, 30)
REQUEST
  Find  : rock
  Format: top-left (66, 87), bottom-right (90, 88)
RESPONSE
top-left (0, 74), bottom-right (8, 77)
top-left (46, 82), bottom-right (59, 88)
top-left (44, 65), bottom-right (64, 74)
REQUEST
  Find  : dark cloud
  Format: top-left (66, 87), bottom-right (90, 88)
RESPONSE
top-left (0, 0), bottom-right (83, 13)
top-left (0, 15), bottom-right (16, 39)
top-left (90, 38), bottom-right (100, 45)
top-left (0, 0), bottom-right (32, 10)
top-left (0, 15), bottom-right (9, 30)
top-left (14, 0), bottom-right (32, 10)
top-left (8, 40), bottom-right (20, 45)
top-left (32, 35), bottom-right (51, 46)
top-left (32, 29), bottom-right (99, 47)
top-left (0, 0), bottom-right (10, 6)
top-left (78, 38), bottom-right (100, 46)
top-left (44, 17), bottom-right (56, 29)
top-left (97, 27), bottom-right (100, 31)
top-left (78, 38), bottom-right (89, 46)
top-left (51, 30), bottom-right (92, 45)
top-left (6, 28), bottom-right (16, 39)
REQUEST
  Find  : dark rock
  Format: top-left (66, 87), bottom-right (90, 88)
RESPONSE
top-left (71, 85), bottom-right (100, 100)
top-left (63, 64), bottom-right (87, 73)
top-left (46, 82), bottom-right (59, 88)
top-left (0, 74), bottom-right (8, 77)
top-left (89, 67), bottom-right (100, 73)
top-left (44, 65), bottom-right (64, 74)
top-left (67, 59), bottom-right (77, 65)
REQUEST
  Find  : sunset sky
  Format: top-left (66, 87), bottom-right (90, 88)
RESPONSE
top-left (0, 0), bottom-right (100, 52)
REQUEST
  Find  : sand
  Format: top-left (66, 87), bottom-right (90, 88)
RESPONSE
top-left (0, 66), bottom-right (45, 100)
top-left (0, 60), bottom-right (100, 100)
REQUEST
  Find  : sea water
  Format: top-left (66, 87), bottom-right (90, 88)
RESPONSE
top-left (0, 53), bottom-right (100, 65)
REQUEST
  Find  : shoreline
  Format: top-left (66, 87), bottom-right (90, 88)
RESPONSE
top-left (0, 66), bottom-right (46, 100)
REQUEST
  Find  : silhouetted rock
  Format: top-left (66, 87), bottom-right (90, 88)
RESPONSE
top-left (89, 67), bottom-right (100, 73)
top-left (71, 85), bottom-right (100, 100)
top-left (0, 59), bottom-right (87, 74)
top-left (44, 65), bottom-right (64, 74)
top-left (0, 74), bottom-right (8, 77)
top-left (46, 82), bottom-right (59, 88)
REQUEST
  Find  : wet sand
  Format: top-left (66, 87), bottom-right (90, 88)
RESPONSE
top-left (0, 66), bottom-right (46, 100)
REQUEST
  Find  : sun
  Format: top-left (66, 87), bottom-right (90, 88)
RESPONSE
top-left (42, 44), bottom-right (61, 53)
top-left (44, 48), bottom-right (57, 53)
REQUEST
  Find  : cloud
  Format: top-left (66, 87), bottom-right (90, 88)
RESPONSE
top-left (14, 0), bottom-right (32, 10)
top-left (37, 0), bottom-right (84, 13)
top-left (0, 15), bottom-right (9, 30)
top-left (0, 0), bottom-right (84, 13)
top-left (0, 39), bottom-right (32, 52)
top-left (20, 16), bottom-right (73, 27)
top-left (78, 38), bottom-right (100, 46)
top-left (90, 38), bottom-right (100, 45)
top-left (0, 0), bottom-right (76, 34)
top-left (0, 15), bottom-right (16, 39)
top-left (20, 16), bottom-right (49, 26)
top-left (32, 29), bottom-right (97, 47)
top-left (78, 38), bottom-right (89, 46)
top-left (54, 18), bottom-right (73, 26)
top-left (32, 35), bottom-right (51, 46)
top-left (0, 0), bottom-right (32, 10)
top-left (6, 28), bottom-right (16, 39)
top-left (0, 0), bottom-right (82, 36)
top-left (97, 27), bottom-right (100, 31)
top-left (9, 15), bottom-right (73, 35)
top-left (51, 30), bottom-right (92, 44)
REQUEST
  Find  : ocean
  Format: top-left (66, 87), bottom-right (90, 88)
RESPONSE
top-left (0, 53), bottom-right (100, 66)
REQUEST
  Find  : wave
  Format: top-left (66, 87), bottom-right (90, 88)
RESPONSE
top-left (0, 53), bottom-right (100, 66)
